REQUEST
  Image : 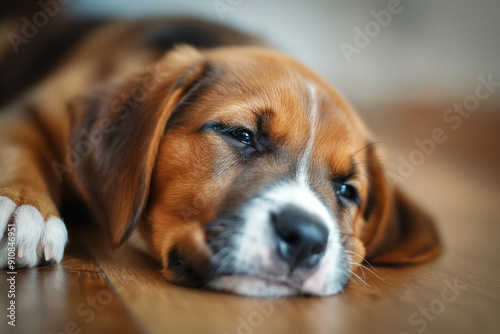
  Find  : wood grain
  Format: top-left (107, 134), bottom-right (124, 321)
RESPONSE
top-left (0, 223), bottom-right (143, 334)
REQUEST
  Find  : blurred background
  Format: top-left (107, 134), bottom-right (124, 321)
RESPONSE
top-left (63, 0), bottom-right (500, 106)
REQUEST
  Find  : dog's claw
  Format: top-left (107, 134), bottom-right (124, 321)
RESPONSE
top-left (44, 247), bottom-right (52, 262)
top-left (17, 244), bottom-right (25, 259)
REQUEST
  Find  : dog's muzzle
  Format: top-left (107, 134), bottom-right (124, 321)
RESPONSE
top-left (203, 181), bottom-right (349, 297)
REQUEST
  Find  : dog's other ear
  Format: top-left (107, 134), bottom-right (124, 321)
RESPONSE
top-left (67, 45), bottom-right (207, 245)
top-left (360, 145), bottom-right (441, 264)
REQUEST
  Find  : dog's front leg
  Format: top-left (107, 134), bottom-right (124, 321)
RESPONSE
top-left (0, 112), bottom-right (68, 268)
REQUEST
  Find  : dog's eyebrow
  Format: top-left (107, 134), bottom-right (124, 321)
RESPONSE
top-left (346, 162), bottom-right (357, 179)
top-left (344, 159), bottom-right (357, 180)
top-left (203, 107), bottom-right (273, 132)
top-left (332, 159), bottom-right (358, 182)
top-left (340, 142), bottom-right (377, 181)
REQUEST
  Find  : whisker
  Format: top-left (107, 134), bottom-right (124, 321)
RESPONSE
top-left (349, 269), bottom-right (370, 287)
top-left (346, 250), bottom-right (385, 283)
top-left (349, 260), bottom-right (366, 281)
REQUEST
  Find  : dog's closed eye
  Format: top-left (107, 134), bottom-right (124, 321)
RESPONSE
top-left (204, 123), bottom-right (256, 147)
top-left (201, 122), bottom-right (272, 159)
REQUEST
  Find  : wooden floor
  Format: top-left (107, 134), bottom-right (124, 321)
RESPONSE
top-left (1, 102), bottom-right (500, 334)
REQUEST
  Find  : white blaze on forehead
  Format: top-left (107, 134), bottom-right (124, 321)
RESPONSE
top-left (297, 82), bottom-right (318, 185)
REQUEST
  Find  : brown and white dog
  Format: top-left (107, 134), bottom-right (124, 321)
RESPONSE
top-left (0, 17), bottom-right (440, 297)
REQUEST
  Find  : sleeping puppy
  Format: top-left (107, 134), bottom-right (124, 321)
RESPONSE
top-left (0, 17), bottom-right (440, 297)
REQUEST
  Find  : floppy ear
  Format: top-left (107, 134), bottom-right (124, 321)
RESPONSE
top-left (361, 145), bottom-right (441, 264)
top-left (67, 45), bottom-right (208, 245)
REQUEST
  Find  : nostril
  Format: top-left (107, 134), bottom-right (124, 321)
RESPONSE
top-left (311, 243), bottom-right (324, 255)
top-left (281, 230), bottom-right (300, 245)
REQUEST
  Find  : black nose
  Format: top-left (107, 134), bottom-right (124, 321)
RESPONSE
top-left (271, 205), bottom-right (329, 270)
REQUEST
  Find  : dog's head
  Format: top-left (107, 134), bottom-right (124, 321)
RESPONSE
top-left (68, 46), bottom-right (440, 297)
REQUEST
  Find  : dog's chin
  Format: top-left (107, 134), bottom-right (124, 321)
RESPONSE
top-left (205, 274), bottom-right (345, 297)
top-left (206, 275), bottom-right (304, 297)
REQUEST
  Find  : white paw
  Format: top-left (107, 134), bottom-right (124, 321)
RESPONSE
top-left (0, 196), bottom-right (68, 268)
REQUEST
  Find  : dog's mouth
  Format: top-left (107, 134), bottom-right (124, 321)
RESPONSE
top-left (168, 240), bottom-right (348, 297)
top-left (201, 258), bottom-right (332, 296)
top-left (172, 249), bottom-right (320, 296)
top-left (206, 273), bottom-right (305, 297)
